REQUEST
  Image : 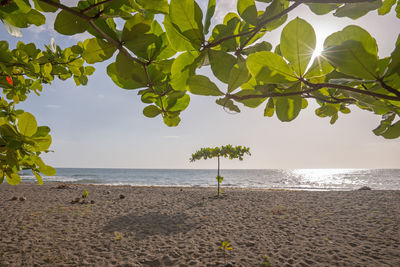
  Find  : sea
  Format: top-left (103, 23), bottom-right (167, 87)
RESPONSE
top-left (18, 168), bottom-right (400, 191)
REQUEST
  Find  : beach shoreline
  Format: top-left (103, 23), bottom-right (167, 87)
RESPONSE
top-left (1, 183), bottom-right (399, 266)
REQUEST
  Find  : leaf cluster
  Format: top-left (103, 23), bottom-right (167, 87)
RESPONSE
top-left (0, 38), bottom-right (94, 185)
top-left (190, 145), bottom-right (251, 162)
top-left (0, 107), bottom-right (55, 185)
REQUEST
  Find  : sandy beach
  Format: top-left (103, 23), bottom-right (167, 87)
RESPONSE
top-left (0, 183), bottom-right (399, 266)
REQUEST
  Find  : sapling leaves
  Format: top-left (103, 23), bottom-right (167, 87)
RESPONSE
top-left (190, 145), bottom-right (250, 195)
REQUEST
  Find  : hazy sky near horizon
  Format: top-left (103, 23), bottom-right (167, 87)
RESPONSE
top-left (1, 0), bottom-right (400, 169)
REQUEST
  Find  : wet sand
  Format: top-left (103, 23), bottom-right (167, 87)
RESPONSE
top-left (0, 183), bottom-right (399, 266)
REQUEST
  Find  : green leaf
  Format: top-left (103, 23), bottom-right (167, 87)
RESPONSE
top-left (82, 38), bottom-right (116, 64)
top-left (122, 14), bottom-right (158, 59)
top-left (33, 0), bottom-right (59, 12)
top-left (324, 25), bottom-right (378, 56)
top-left (264, 98), bottom-right (274, 117)
top-left (82, 188), bottom-right (89, 199)
top-left (6, 173), bottom-right (21, 185)
top-left (378, 0), bottom-right (396, 15)
top-left (305, 56), bottom-right (334, 78)
top-left (209, 13), bottom-right (241, 52)
top-left (26, 9), bottom-right (46, 26)
top-left (114, 53), bottom-right (147, 88)
top-left (386, 35), bottom-right (400, 76)
top-left (163, 116), bottom-right (181, 126)
top-left (170, 51), bottom-right (199, 91)
top-left (32, 135), bottom-right (52, 151)
top-left (373, 113), bottom-right (395, 135)
top-left (228, 59), bottom-right (250, 92)
top-left (381, 120), bottom-right (400, 139)
top-left (241, 41), bottom-right (272, 55)
top-left (54, 10), bottom-right (88, 35)
top-left (306, 3), bottom-right (339, 15)
top-left (334, 0), bottom-right (382, 19)
top-left (216, 175), bottom-right (224, 183)
top-left (208, 50), bottom-right (236, 83)
top-left (216, 98), bottom-right (241, 113)
top-left (169, 0), bottom-right (204, 48)
top-left (276, 96), bottom-right (302, 122)
top-left (187, 75), bottom-right (224, 96)
top-left (38, 165), bottom-right (56, 176)
top-left (237, 0), bottom-right (258, 25)
top-left (330, 113), bottom-right (339, 124)
top-left (43, 63), bottom-right (52, 76)
top-left (246, 51), bottom-right (297, 83)
top-left (33, 171), bottom-right (43, 186)
top-left (86, 19), bottom-right (120, 44)
top-left (18, 112), bottom-right (37, 137)
top-left (143, 105), bottom-right (161, 118)
top-left (167, 93), bottom-right (190, 112)
top-left (323, 41), bottom-right (379, 80)
top-left (281, 17), bottom-right (316, 77)
top-left (234, 90), bottom-right (265, 107)
top-left (204, 0), bottom-right (216, 34)
top-left (107, 62), bottom-right (143, 89)
top-left (258, 0), bottom-right (288, 31)
top-left (32, 126), bottom-right (50, 138)
top-left (14, 0), bottom-right (31, 13)
top-left (164, 16), bottom-right (195, 52)
top-left (136, 0), bottom-right (169, 14)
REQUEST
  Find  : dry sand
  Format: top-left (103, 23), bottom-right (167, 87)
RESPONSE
top-left (0, 183), bottom-right (399, 266)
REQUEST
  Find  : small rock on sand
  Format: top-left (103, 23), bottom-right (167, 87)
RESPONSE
top-left (10, 196), bottom-right (18, 201)
top-left (71, 197), bottom-right (80, 204)
top-left (358, 186), bottom-right (372, 190)
top-left (119, 194), bottom-right (125, 199)
top-left (19, 196), bottom-right (26, 201)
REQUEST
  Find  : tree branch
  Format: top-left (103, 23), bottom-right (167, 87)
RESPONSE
top-left (227, 87), bottom-right (320, 101)
top-left (39, 0), bottom-right (89, 20)
top-left (80, 0), bottom-right (114, 13)
top-left (207, 2), bottom-right (302, 49)
top-left (38, 0), bottom-right (145, 67)
top-left (377, 78), bottom-right (400, 98)
top-left (227, 80), bottom-right (400, 102)
top-left (302, 80), bottom-right (400, 101)
top-left (303, 94), bottom-right (356, 104)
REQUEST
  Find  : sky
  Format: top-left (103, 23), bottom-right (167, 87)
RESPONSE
top-left (1, 0), bottom-right (400, 169)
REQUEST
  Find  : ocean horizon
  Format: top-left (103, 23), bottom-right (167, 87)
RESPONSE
top-left (19, 168), bottom-right (400, 191)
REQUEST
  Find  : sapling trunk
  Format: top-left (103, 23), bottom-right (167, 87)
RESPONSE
top-left (217, 155), bottom-right (220, 196)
